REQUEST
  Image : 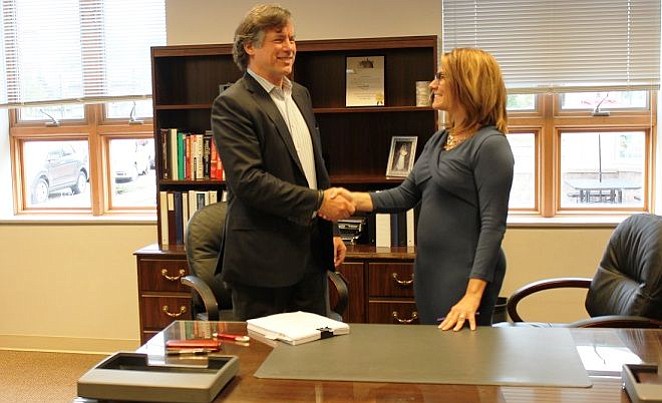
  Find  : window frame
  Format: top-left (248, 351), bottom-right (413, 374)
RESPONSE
top-left (508, 91), bottom-right (656, 218)
top-left (9, 103), bottom-right (154, 216)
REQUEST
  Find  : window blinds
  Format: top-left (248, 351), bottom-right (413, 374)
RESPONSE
top-left (0, 0), bottom-right (165, 108)
top-left (442, 0), bottom-right (661, 92)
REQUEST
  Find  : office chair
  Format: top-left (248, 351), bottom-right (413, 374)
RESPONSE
top-left (506, 213), bottom-right (662, 328)
top-left (181, 201), bottom-right (349, 321)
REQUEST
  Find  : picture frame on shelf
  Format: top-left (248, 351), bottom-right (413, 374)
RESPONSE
top-left (386, 136), bottom-right (417, 178)
top-left (345, 55), bottom-right (385, 107)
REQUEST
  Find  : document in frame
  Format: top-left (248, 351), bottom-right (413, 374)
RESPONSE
top-left (346, 56), bottom-right (385, 107)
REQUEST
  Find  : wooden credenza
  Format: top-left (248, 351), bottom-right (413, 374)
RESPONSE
top-left (337, 245), bottom-right (417, 324)
top-left (135, 243), bottom-right (417, 344)
top-left (135, 244), bottom-right (192, 344)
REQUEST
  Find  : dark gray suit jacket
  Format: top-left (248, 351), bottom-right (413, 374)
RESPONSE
top-left (210, 73), bottom-right (334, 287)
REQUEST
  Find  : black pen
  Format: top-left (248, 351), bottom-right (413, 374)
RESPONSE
top-left (437, 312), bottom-right (480, 322)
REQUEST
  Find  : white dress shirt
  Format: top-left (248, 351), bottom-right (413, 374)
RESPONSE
top-left (248, 69), bottom-right (317, 190)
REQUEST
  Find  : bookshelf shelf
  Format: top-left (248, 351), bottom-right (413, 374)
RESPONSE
top-left (313, 106), bottom-right (434, 114)
top-left (155, 104), bottom-right (212, 111)
top-left (159, 179), bottom-right (224, 186)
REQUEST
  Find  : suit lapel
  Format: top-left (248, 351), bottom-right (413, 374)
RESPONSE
top-left (242, 74), bottom-right (305, 176)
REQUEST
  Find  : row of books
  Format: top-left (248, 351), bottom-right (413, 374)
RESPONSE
top-left (161, 129), bottom-right (225, 181)
top-left (158, 189), bottom-right (227, 246)
top-left (375, 210), bottom-right (417, 247)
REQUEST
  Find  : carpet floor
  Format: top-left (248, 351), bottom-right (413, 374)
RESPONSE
top-left (0, 350), bottom-right (108, 403)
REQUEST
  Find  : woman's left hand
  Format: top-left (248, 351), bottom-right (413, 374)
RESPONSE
top-left (438, 296), bottom-right (481, 331)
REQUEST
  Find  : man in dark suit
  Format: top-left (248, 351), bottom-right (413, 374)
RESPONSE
top-left (211, 4), bottom-right (355, 320)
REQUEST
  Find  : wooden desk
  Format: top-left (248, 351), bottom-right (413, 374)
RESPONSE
top-left (121, 321), bottom-right (662, 403)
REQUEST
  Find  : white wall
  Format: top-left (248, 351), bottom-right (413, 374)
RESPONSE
top-left (165, 0), bottom-right (441, 44)
top-left (0, 0), bottom-right (613, 353)
top-left (0, 224), bottom-right (155, 352)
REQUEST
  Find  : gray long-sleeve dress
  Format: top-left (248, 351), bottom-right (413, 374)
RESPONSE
top-left (370, 126), bottom-right (514, 325)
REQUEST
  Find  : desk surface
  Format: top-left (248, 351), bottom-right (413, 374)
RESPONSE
top-left (127, 321), bottom-right (662, 403)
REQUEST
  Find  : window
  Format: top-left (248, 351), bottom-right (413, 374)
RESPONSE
top-left (22, 140), bottom-right (90, 208)
top-left (4, 0), bottom-right (165, 215)
top-left (444, 0), bottom-right (660, 217)
top-left (505, 91), bottom-right (654, 216)
top-left (506, 132), bottom-right (535, 209)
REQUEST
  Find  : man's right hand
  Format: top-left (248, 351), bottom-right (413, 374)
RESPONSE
top-left (318, 187), bottom-right (355, 221)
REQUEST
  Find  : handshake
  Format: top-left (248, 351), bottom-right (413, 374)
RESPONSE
top-left (317, 187), bottom-right (357, 221)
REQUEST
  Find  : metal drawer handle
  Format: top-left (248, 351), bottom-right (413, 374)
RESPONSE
top-left (161, 268), bottom-right (185, 281)
top-left (392, 311), bottom-right (418, 324)
top-left (162, 305), bottom-right (187, 318)
top-left (391, 272), bottom-right (414, 285)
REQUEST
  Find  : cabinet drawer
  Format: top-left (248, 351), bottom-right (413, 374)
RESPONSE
top-left (368, 262), bottom-right (415, 297)
top-left (368, 300), bottom-right (419, 324)
top-left (141, 295), bottom-right (192, 330)
top-left (138, 259), bottom-right (189, 292)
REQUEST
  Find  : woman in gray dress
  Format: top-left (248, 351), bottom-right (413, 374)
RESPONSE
top-left (333, 48), bottom-right (514, 330)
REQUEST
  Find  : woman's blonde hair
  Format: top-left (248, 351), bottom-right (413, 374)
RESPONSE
top-left (442, 48), bottom-right (508, 134)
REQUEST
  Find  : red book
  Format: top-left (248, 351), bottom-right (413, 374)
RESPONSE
top-left (210, 139), bottom-right (218, 179)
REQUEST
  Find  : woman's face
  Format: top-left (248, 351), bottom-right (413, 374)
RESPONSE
top-left (430, 61), bottom-right (452, 112)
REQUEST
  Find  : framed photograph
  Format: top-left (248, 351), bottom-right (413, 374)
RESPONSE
top-left (346, 55), bottom-right (385, 107)
top-left (386, 136), bottom-right (417, 178)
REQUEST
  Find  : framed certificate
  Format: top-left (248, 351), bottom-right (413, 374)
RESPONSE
top-left (346, 56), bottom-right (385, 107)
top-left (386, 136), bottom-right (417, 178)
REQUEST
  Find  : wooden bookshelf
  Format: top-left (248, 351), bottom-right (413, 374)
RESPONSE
top-left (150, 36), bottom-right (437, 246)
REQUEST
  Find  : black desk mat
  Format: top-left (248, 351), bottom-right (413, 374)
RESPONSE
top-left (254, 324), bottom-right (591, 387)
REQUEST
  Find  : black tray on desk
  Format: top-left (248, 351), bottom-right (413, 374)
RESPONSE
top-left (77, 352), bottom-right (238, 403)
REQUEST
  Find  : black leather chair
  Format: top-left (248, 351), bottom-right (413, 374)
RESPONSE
top-left (181, 201), bottom-right (349, 321)
top-left (506, 213), bottom-right (662, 328)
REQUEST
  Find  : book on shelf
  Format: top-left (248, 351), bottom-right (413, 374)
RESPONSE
top-left (187, 134), bottom-right (194, 180)
top-left (177, 132), bottom-right (186, 181)
top-left (158, 191), bottom-right (169, 245)
top-left (246, 311), bottom-right (350, 346)
top-left (203, 134), bottom-right (212, 179)
top-left (195, 133), bottom-right (204, 180)
top-left (181, 192), bottom-right (190, 239)
top-left (160, 128), bottom-right (225, 181)
top-left (375, 213), bottom-right (391, 247)
top-left (173, 192), bottom-right (184, 245)
top-left (168, 129), bottom-right (179, 180)
top-left (159, 189), bottom-right (222, 245)
top-left (166, 192), bottom-right (176, 245)
top-left (207, 130), bottom-right (224, 181)
top-left (160, 130), bottom-right (169, 179)
top-left (406, 208), bottom-right (416, 246)
top-left (375, 209), bottom-right (417, 248)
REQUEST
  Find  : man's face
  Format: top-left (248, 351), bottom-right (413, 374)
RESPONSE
top-left (245, 22), bottom-right (296, 86)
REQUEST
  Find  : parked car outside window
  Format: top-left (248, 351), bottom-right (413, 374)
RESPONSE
top-left (26, 142), bottom-right (89, 204)
top-left (113, 139), bottom-right (153, 183)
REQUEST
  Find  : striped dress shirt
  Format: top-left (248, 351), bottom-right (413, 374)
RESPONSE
top-left (247, 69), bottom-right (317, 190)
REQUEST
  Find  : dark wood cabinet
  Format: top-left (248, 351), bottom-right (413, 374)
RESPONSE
top-left (136, 244), bottom-right (417, 343)
top-left (340, 245), bottom-right (418, 325)
top-left (137, 36), bottom-right (436, 341)
top-left (135, 244), bottom-right (191, 344)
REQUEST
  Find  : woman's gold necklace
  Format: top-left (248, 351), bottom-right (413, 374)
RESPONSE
top-left (445, 131), bottom-right (470, 150)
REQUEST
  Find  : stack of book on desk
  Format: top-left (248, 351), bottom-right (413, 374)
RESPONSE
top-left (247, 311), bottom-right (350, 346)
